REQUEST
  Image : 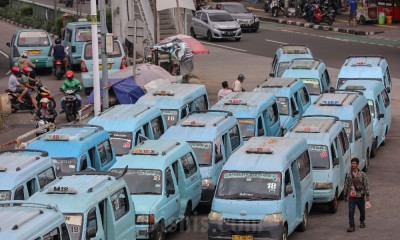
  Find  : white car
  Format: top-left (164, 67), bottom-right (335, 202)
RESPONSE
top-left (190, 10), bottom-right (242, 42)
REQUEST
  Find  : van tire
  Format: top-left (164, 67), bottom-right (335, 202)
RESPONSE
top-left (297, 206), bottom-right (308, 232)
top-left (207, 31), bottom-right (214, 42)
top-left (328, 189), bottom-right (339, 213)
top-left (281, 225), bottom-right (288, 240)
top-left (370, 138), bottom-right (377, 158)
top-left (153, 221), bottom-right (165, 240)
top-left (182, 203), bottom-right (192, 230)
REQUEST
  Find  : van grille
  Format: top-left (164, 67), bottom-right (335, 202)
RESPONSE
top-left (224, 218), bottom-right (261, 225)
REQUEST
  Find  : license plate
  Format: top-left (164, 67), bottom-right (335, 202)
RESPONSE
top-left (99, 63), bottom-right (112, 70)
top-left (28, 50), bottom-right (41, 55)
top-left (232, 235), bottom-right (253, 240)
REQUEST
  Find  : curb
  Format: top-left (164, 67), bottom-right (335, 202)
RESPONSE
top-left (258, 16), bottom-right (384, 36)
top-left (0, 16), bottom-right (59, 38)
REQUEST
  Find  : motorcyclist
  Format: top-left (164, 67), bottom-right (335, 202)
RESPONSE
top-left (51, 38), bottom-right (69, 71)
top-left (18, 50), bottom-right (36, 70)
top-left (21, 67), bottom-right (38, 111)
top-left (60, 70), bottom-right (82, 114)
top-left (8, 66), bottom-right (27, 103)
top-left (35, 98), bottom-right (57, 123)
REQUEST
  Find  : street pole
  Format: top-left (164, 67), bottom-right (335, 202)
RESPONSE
top-left (176, 0), bottom-right (183, 34)
top-left (99, 0), bottom-right (109, 109)
top-left (91, 0), bottom-right (101, 116)
top-left (133, 0), bottom-right (136, 80)
top-left (53, 0), bottom-right (57, 25)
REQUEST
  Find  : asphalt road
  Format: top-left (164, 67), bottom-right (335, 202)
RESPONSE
top-left (1, 18), bottom-right (400, 240)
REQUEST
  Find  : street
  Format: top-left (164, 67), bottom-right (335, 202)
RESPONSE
top-left (1, 14), bottom-right (400, 240)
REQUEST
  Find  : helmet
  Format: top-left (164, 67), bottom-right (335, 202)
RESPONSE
top-left (55, 38), bottom-right (61, 44)
top-left (11, 66), bottom-right (20, 74)
top-left (238, 74), bottom-right (245, 81)
top-left (66, 70), bottom-right (74, 78)
top-left (21, 50), bottom-right (28, 58)
top-left (40, 98), bottom-right (49, 108)
top-left (22, 67), bottom-right (33, 74)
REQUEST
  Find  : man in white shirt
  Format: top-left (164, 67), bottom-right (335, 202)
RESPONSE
top-left (218, 81), bottom-right (233, 100)
top-left (8, 66), bottom-right (27, 103)
top-left (233, 74), bottom-right (245, 92)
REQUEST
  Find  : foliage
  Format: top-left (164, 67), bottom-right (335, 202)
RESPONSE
top-left (0, 0), bottom-right (9, 8)
top-left (86, 8), bottom-right (113, 33)
top-left (20, 4), bottom-right (33, 16)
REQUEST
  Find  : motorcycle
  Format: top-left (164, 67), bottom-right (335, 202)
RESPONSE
top-left (311, 3), bottom-right (334, 25)
top-left (35, 116), bottom-right (56, 137)
top-left (270, 0), bottom-right (285, 17)
top-left (62, 89), bottom-right (79, 122)
top-left (53, 59), bottom-right (66, 80)
top-left (5, 89), bottom-right (36, 113)
top-left (36, 81), bottom-right (57, 109)
top-left (303, 1), bottom-right (315, 22)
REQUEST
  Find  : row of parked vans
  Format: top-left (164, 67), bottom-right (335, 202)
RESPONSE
top-left (0, 51), bottom-right (392, 240)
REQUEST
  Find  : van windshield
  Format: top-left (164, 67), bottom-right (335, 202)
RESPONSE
top-left (308, 145), bottom-right (330, 169)
top-left (111, 169), bottom-right (162, 195)
top-left (84, 41), bottom-right (122, 59)
top-left (238, 119), bottom-right (255, 140)
top-left (75, 27), bottom-right (96, 42)
top-left (0, 191), bottom-right (11, 201)
top-left (189, 142), bottom-right (213, 166)
top-left (342, 120), bottom-right (353, 143)
top-left (276, 97), bottom-right (289, 115)
top-left (17, 31), bottom-right (50, 47)
top-left (53, 158), bottom-right (77, 176)
top-left (109, 131), bottom-right (133, 156)
top-left (301, 78), bottom-right (321, 95)
top-left (162, 109), bottom-right (179, 127)
top-left (64, 213), bottom-right (83, 240)
top-left (216, 171), bottom-right (281, 200)
top-left (277, 62), bottom-right (289, 77)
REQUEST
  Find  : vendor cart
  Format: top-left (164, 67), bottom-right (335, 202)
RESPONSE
top-left (357, 3), bottom-right (378, 24)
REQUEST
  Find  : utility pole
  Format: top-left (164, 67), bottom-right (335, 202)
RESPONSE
top-left (91, 0), bottom-right (101, 116)
top-left (53, 0), bottom-right (57, 24)
top-left (284, 0), bottom-right (289, 17)
top-left (176, 0), bottom-right (183, 34)
top-left (133, 0), bottom-right (136, 80)
top-left (99, 0), bottom-right (109, 109)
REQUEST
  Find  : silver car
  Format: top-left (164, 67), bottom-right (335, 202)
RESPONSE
top-left (190, 10), bottom-right (242, 42)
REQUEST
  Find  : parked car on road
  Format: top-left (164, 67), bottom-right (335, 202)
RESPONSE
top-left (190, 9), bottom-right (242, 41)
top-left (206, 2), bottom-right (260, 32)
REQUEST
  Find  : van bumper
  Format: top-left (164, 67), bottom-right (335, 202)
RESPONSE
top-left (200, 187), bottom-right (215, 206)
top-left (70, 53), bottom-right (81, 65)
top-left (208, 220), bottom-right (283, 240)
top-left (136, 224), bottom-right (157, 239)
top-left (313, 189), bottom-right (335, 203)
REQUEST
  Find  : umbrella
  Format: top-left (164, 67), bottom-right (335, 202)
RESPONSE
top-left (160, 34), bottom-right (210, 54)
top-left (109, 63), bottom-right (177, 86)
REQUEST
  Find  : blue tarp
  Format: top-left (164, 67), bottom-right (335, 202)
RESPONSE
top-left (85, 76), bottom-right (145, 105)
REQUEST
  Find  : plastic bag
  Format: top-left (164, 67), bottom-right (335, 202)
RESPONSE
top-left (365, 200), bottom-right (372, 209)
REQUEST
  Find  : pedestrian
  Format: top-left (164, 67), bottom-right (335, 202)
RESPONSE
top-left (218, 81), bottom-right (233, 100)
top-left (344, 158), bottom-right (370, 232)
top-left (233, 74), bottom-right (245, 92)
top-left (348, 0), bottom-right (358, 27)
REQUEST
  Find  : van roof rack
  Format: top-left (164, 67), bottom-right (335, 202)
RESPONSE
top-left (260, 78), bottom-right (297, 88)
top-left (317, 92), bottom-right (359, 106)
top-left (67, 166), bottom-right (128, 180)
top-left (289, 58), bottom-right (321, 70)
top-left (0, 149), bottom-right (48, 157)
top-left (12, 210), bottom-right (44, 230)
top-left (1, 201), bottom-right (58, 211)
top-left (345, 85), bottom-right (366, 91)
top-left (293, 117), bottom-right (336, 133)
top-left (189, 110), bottom-right (233, 116)
top-left (132, 105), bottom-right (151, 118)
top-left (15, 156), bottom-right (41, 171)
top-left (246, 146), bottom-right (273, 154)
top-left (56, 124), bottom-right (104, 141)
top-left (345, 56), bottom-right (384, 67)
top-left (301, 115), bottom-right (339, 121)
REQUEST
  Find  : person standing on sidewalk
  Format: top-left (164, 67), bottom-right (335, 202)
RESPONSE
top-left (218, 81), bottom-right (233, 100)
top-left (348, 0), bottom-right (358, 26)
top-left (344, 158), bottom-right (370, 232)
top-left (233, 74), bottom-right (246, 92)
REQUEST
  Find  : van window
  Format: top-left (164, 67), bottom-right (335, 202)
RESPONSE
top-left (296, 151), bottom-right (311, 181)
top-left (381, 89), bottom-right (390, 108)
top-left (181, 106), bottom-right (188, 119)
top-left (86, 208), bottom-right (98, 238)
top-left (330, 143), bottom-right (337, 160)
top-left (14, 186), bottom-right (24, 200)
top-left (151, 116), bottom-right (165, 140)
top-left (284, 169), bottom-right (292, 196)
top-left (65, 28), bottom-right (72, 43)
top-left (43, 227), bottom-right (60, 240)
top-left (143, 123), bottom-right (151, 139)
top-left (368, 100), bottom-right (375, 118)
top-left (384, 68), bottom-right (392, 87)
top-left (354, 119), bottom-right (361, 140)
top-left (266, 103), bottom-right (279, 126)
top-left (61, 223), bottom-right (70, 240)
top-left (290, 97), bottom-right (298, 115)
top-left (324, 69), bottom-right (331, 87)
top-left (193, 95), bottom-right (208, 111)
top-left (172, 161), bottom-right (179, 183)
top-left (181, 153), bottom-right (198, 178)
top-left (165, 167), bottom-right (175, 193)
top-left (361, 105), bottom-right (372, 128)
top-left (80, 155), bottom-right (88, 171)
top-left (76, 27), bottom-right (94, 42)
top-left (111, 188), bottom-right (130, 221)
top-left (229, 125), bottom-right (240, 152)
top-left (257, 117), bottom-right (265, 136)
top-left (299, 87), bottom-right (310, 105)
top-left (214, 137), bottom-right (224, 164)
top-left (308, 145), bottom-right (329, 169)
top-left (38, 168), bottom-right (56, 190)
top-left (84, 41), bottom-right (122, 59)
top-left (375, 99), bottom-right (381, 117)
top-left (271, 55), bottom-right (277, 69)
top-left (189, 142), bottom-right (212, 166)
top-left (27, 178), bottom-right (38, 197)
top-left (338, 128), bottom-right (350, 154)
top-left (98, 140), bottom-right (113, 166)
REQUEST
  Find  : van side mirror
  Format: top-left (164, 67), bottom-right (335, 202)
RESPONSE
top-left (166, 188), bottom-right (175, 196)
top-left (203, 19), bottom-right (208, 23)
top-left (292, 110), bottom-right (299, 116)
top-left (285, 185), bottom-right (293, 196)
top-left (355, 131), bottom-right (362, 140)
top-left (86, 227), bottom-right (97, 239)
top-left (258, 129), bottom-right (265, 136)
top-left (269, 73), bottom-right (274, 77)
top-left (378, 113), bottom-right (384, 119)
top-left (333, 157), bottom-right (340, 166)
top-left (386, 87), bottom-right (391, 93)
top-left (6, 42), bottom-right (10, 47)
top-left (215, 153), bottom-right (223, 163)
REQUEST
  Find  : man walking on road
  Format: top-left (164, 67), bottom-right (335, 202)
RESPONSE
top-left (348, 0), bottom-right (358, 26)
top-left (344, 158), bottom-right (370, 232)
top-left (233, 74), bottom-right (246, 92)
top-left (218, 81), bottom-right (233, 100)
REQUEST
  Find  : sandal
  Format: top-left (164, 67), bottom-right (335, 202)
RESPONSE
top-left (360, 222), bottom-right (366, 228)
top-left (347, 227), bottom-right (355, 232)
top-left (17, 98), bottom-right (24, 103)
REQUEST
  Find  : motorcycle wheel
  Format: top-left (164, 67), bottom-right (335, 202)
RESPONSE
top-left (50, 98), bottom-right (57, 109)
top-left (312, 17), bottom-right (319, 25)
top-left (66, 111), bottom-right (75, 122)
top-left (272, 8), bottom-right (279, 17)
top-left (328, 19), bottom-right (333, 25)
top-left (56, 71), bottom-right (62, 80)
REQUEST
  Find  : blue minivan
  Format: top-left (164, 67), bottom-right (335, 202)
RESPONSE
top-left (7, 29), bottom-right (53, 69)
top-left (340, 81), bottom-right (392, 157)
top-left (209, 137), bottom-right (313, 240)
top-left (254, 77), bottom-right (311, 135)
top-left (270, 45), bottom-right (313, 78)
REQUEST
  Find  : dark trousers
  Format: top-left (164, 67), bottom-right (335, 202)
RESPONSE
top-left (348, 197), bottom-right (365, 227)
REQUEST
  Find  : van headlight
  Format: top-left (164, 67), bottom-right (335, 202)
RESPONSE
top-left (314, 182), bottom-right (333, 190)
top-left (208, 211), bottom-right (223, 221)
top-left (263, 213), bottom-right (283, 223)
top-left (136, 214), bottom-right (155, 225)
top-left (202, 178), bottom-right (213, 188)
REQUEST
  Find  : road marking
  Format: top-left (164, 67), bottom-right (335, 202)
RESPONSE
top-left (200, 42), bottom-right (247, 52)
top-left (0, 50), bottom-right (8, 58)
top-left (265, 39), bottom-right (287, 44)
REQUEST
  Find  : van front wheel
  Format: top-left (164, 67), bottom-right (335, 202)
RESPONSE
top-left (153, 221), bottom-right (165, 240)
top-left (328, 190), bottom-right (339, 213)
top-left (182, 203), bottom-right (192, 230)
top-left (297, 206), bottom-right (308, 232)
top-left (281, 225), bottom-right (288, 240)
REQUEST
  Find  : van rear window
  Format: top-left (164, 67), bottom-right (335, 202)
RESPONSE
top-left (308, 145), bottom-right (330, 169)
top-left (53, 158), bottom-right (77, 176)
top-left (162, 109), bottom-right (179, 127)
top-left (17, 31), bottom-right (50, 47)
top-left (189, 142), bottom-right (213, 166)
top-left (342, 120), bottom-right (353, 143)
top-left (84, 41), bottom-right (122, 59)
top-left (109, 132), bottom-right (133, 156)
top-left (301, 78), bottom-right (320, 95)
top-left (75, 27), bottom-right (93, 42)
top-left (238, 119), bottom-right (255, 140)
top-left (0, 191), bottom-right (11, 201)
top-left (276, 97), bottom-right (289, 115)
top-left (64, 213), bottom-right (83, 240)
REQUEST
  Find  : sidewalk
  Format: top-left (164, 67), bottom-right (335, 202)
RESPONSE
top-left (242, 1), bottom-right (400, 39)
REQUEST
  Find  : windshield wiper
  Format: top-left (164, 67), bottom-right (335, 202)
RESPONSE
top-left (246, 196), bottom-right (276, 201)
top-left (199, 163), bottom-right (211, 167)
top-left (134, 192), bottom-right (160, 195)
